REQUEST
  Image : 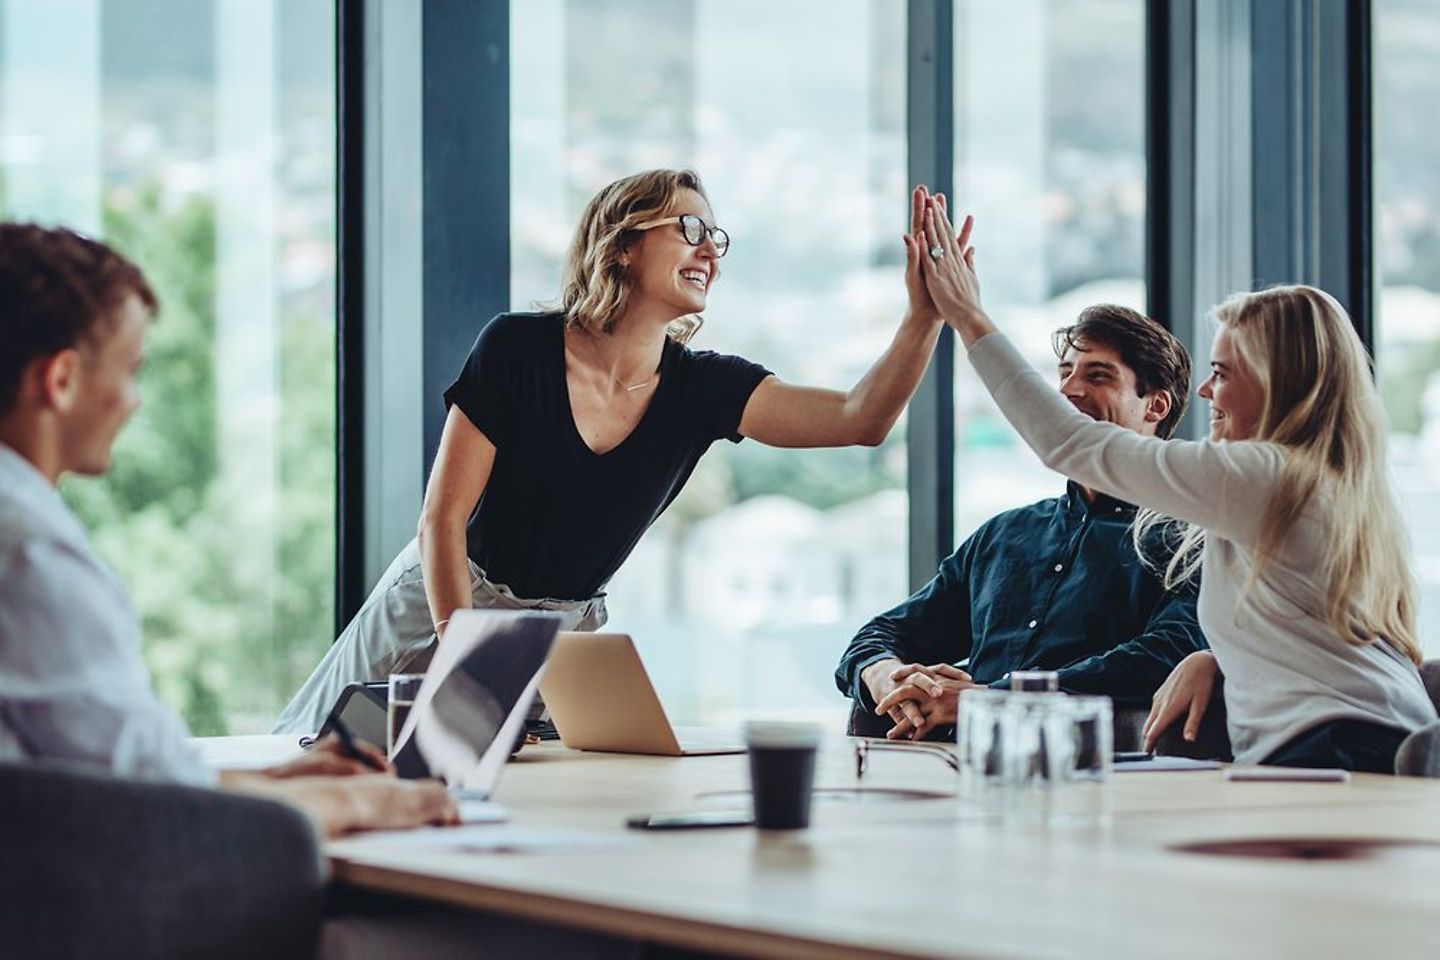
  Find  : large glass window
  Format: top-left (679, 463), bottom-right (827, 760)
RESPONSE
top-left (951, 0), bottom-right (1148, 542)
top-left (512, 0), bottom-right (907, 726)
top-left (1375, 0), bottom-right (1440, 655)
top-left (0, 0), bottom-right (338, 732)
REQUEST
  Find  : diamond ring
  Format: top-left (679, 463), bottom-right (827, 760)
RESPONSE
top-left (929, 245), bottom-right (945, 261)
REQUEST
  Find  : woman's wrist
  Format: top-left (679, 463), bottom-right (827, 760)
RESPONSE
top-left (946, 308), bottom-right (996, 347)
top-left (901, 307), bottom-right (942, 330)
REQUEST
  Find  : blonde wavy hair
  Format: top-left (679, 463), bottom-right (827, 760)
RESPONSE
top-left (558, 168), bottom-right (707, 345)
top-left (1134, 284), bottom-right (1421, 665)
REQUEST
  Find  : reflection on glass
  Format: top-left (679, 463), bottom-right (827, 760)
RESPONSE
top-left (951, 0), bottom-right (1147, 541)
top-left (1376, 0), bottom-right (1440, 655)
top-left (512, 0), bottom-right (907, 728)
top-left (0, 1), bottom-right (338, 732)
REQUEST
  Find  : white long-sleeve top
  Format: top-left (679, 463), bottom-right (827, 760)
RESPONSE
top-left (0, 443), bottom-right (213, 784)
top-left (968, 333), bottom-right (1436, 764)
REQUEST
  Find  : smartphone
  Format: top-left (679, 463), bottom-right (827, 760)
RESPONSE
top-left (625, 810), bottom-right (754, 830)
top-left (1114, 751), bottom-right (1153, 763)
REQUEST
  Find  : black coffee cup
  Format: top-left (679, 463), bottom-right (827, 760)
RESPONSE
top-left (745, 722), bottom-right (822, 830)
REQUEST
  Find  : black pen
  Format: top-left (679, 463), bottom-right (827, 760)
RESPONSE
top-left (328, 713), bottom-right (388, 772)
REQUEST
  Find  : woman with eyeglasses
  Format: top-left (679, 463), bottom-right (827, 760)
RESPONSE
top-left (912, 187), bottom-right (1435, 773)
top-left (275, 168), bottom-right (947, 733)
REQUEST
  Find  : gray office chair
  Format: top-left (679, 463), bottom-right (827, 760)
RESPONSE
top-left (0, 760), bottom-right (326, 960)
top-left (1395, 659), bottom-right (1440, 777)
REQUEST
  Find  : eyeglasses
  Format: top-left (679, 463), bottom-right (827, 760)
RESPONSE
top-left (633, 213), bottom-right (730, 257)
top-left (853, 738), bottom-right (960, 779)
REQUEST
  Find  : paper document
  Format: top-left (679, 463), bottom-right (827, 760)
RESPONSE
top-left (1113, 755), bottom-right (1222, 772)
top-left (456, 799), bottom-right (508, 824)
top-left (357, 825), bottom-right (639, 854)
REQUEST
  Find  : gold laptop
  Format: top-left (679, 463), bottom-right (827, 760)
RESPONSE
top-left (539, 633), bottom-right (746, 756)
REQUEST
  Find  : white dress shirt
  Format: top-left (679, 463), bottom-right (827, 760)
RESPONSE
top-left (0, 443), bottom-right (213, 784)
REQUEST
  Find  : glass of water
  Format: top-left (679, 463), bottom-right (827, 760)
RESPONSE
top-left (956, 691), bottom-right (1114, 802)
top-left (955, 689), bottom-right (1019, 796)
top-left (387, 673), bottom-right (426, 757)
top-left (1009, 669), bottom-right (1060, 693)
top-left (1053, 695), bottom-right (1113, 782)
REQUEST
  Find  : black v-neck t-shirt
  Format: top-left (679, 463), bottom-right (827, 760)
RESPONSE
top-left (442, 312), bottom-right (772, 601)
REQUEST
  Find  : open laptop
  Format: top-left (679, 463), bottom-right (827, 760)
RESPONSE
top-left (539, 632), bottom-right (745, 756)
top-left (390, 609), bottom-right (561, 817)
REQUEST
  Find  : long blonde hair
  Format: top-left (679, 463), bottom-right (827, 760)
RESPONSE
top-left (1135, 284), bottom-right (1420, 665)
top-left (558, 168), bottom-right (706, 345)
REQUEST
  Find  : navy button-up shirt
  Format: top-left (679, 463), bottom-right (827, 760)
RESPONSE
top-left (837, 482), bottom-right (1206, 711)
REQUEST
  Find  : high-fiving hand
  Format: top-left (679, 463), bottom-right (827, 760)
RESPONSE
top-left (901, 185), bottom-right (943, 326)
top-left (913, 187), bottom-right (997, 348)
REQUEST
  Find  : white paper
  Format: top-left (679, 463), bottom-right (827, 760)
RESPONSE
top-left (1113, 756), bottom-right (1222, 772)
top-left (1224, 766), bottom-right (1350, 782)
top-left (358, 825), bottom-right (639, 854)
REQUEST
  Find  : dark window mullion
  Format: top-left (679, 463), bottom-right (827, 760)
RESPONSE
top-left (905, 0), bottom-right (955, 590)
top-left (336, 0), bottom-right (367, 629)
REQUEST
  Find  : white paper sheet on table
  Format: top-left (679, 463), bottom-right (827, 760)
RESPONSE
top-left (357, 824), bottom-right (641, 854)
top-left (1113, 756), bottom-right (1222, 772)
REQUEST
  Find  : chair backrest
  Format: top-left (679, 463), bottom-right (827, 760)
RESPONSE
top-left (0, 760), bottom-right (325, 960)
top-left (1419, 659), bottom-right (1440, 713)
top-left (1395, 660), bottom-right (1440, 777)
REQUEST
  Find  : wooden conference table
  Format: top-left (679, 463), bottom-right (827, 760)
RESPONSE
top-left (200, 735), bottom-right (1440, 959)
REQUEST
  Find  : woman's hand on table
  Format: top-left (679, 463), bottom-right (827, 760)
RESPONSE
top-left (1142, 650), bottom-right (1221, 753)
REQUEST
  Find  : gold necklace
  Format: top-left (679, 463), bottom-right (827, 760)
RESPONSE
top-left (618, 372), bottom-right (654, 391)
top-left (581, 331), bottom-right (657, 391)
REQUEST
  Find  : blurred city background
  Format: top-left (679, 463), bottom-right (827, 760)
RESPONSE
top-left (0, 0), bottom-right (1435, 734)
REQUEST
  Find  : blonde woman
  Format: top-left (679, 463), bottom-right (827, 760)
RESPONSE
top-left (913, 187), bottom-right (1435, 773)
top-left (275, 170), bottom-right (947, 733)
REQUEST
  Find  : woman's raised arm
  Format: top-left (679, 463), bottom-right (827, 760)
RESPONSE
top-left (737, 186), bottom-right (947, 449)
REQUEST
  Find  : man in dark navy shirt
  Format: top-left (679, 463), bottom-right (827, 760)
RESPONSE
top-left (836, 305), bottom-right (1207, 740)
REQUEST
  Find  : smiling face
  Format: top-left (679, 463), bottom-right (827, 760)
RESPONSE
top-left (58, 293), bottom-right (149, 475)
top-left (1197, 324), bottom-right (1264, 442)
top-left (623, 188), bottom-right (721, 318)
top-left (1057, 339), bottom-right (1169, 437)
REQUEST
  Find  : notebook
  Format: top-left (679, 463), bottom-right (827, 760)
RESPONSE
top-left (539, 632), bottom-right (745, 756)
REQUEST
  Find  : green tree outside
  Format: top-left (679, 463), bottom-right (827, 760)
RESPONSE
top-left (54, 182), bottom-right (336, 735)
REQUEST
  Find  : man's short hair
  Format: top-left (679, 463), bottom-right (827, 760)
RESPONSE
top-left (0, 223), bottom-right (158, 414)
top-left (1052, 304), bottom-right (1191, 439)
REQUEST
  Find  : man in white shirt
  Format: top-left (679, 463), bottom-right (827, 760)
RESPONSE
top-left (0, 222), bottom-right (456, 834)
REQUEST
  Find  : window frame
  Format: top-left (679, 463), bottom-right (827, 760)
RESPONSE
top-left (336, 0), bottom-right (1376, 615)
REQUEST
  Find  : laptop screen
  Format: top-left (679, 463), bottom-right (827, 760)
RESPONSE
top-left (391, 610), bottom-right (559, 792)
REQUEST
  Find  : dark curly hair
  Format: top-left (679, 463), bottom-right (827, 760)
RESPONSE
top-left (0, 222), bottom-right (157, 414)
top-left (1051, 304), bottom-right (1192, 439)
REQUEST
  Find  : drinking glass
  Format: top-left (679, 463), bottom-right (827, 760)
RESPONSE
top-left (956, 691), bottom-right (1114, 801)
top-left (1055, 695), bottom-right (1113, 782)
top-left (387, 673), bottom-right (426, 756)
top-left (1009, 670), bottom-right (1060, 693)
